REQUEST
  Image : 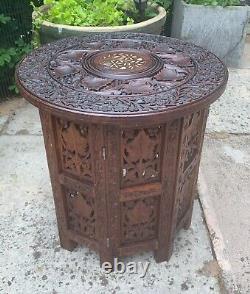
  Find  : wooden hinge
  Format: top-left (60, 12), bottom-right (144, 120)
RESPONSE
top-left (102, 146), bottom-right (106, 160)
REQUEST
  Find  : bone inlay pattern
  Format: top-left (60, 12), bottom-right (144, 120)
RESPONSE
top-left (82, 49), bottom-right (165, 80)
top-left (98, 51), bottom-right (146, 70)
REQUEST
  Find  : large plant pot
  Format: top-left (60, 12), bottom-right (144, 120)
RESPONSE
top-left (39, 6), bottom-right (166, 44)
top-left (171, 0), bottom-right (249, 67)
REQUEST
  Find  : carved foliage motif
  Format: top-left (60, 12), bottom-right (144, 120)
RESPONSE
top-left (65, 188), bottom-right (96, 239)
top-left (48, 45), bottom-right (195, 96)
top-left (121, 127), bottom-right (162, 187)
top-left (56, 118), bottom-right (92, 179)
top-left (177, 111), bottom-right (203, 222)
top-left (17, 34), bottom-right (227, 114)
top-left (121, 197), bottom-right (159, 244)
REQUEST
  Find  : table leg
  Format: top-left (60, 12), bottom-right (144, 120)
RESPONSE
top-left (183, 108), bottom-right (209, 230)
top-left (39, 110), bottom-right (77, 251)
top-left (154, 120), bottom-right (182, 262)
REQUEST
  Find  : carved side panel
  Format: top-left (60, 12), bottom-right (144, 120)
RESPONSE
top-left (121, 196), bottom-right (159, 245)
top-left (121, 126), bottom-right (162, 187)
top-left (64, 187), bottom-right (96, 239)
top-left (55, 118), bottom-right (92, 180)
top-left (177, 111), bottom-right (204, 223)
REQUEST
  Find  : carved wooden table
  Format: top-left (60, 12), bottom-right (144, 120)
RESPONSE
top-left (16, 33), bottom-right (228, 266)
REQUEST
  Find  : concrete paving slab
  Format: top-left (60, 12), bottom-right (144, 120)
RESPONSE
top-left (0, 98), bottom-right (26, 133)
top-left (0, 98), bottom-right (26, 117)
top-left (4, 103), bottom-right (42, 136)
top-left (241, 37), bottom-right (250, 69)
top-left (0, 115), bottom-right (8, 133)
top-left (206, 69), bottom-right (250, 134)
top-left (0, 134), bottom-right (221, 294)
top-left (199, 135), bottom-right (250, 293)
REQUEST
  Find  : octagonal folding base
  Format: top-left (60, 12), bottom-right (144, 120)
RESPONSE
top-left (39, 107), bottom-right (208, 267)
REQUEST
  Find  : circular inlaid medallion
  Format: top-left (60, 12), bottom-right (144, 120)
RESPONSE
top-left (47, 43), bottom-right (197, 96)
top-left (82, 49), bottom-right (164, 80)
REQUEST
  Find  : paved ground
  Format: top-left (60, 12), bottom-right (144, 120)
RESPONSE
top-left (206, 68), bottom-right (250, 134)
top-left (198, 47), bottom-right (250, 293)
top-left (199, 135), bottom-right (250, 294)
top-left (0, 100), bottom-right (221, 294)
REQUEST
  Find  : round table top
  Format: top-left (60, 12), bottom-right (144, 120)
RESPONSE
top-left (16, 33), bottom-right (228, 124)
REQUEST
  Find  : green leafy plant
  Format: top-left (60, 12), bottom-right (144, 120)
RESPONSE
top-left (152, 0), bottom-right (172, 9)
top-left (0, 1), bottom-right (33, 97)
top-left (33, 0), bottom-right (163, 27)
top-left (185, 0), bottom-right (241, 6)
top-left (0, 40), bottom-right (31, 68)
top-left (0, 38), bottom-right (32, 94)
top-left (37, 0), bottom-right (137, 26)
top-left (0, 14), bottom-right (11, 25)
top-left (32, 0), bottom-right (167, 46)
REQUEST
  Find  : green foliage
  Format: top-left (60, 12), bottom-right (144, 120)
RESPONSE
top-left (32, 0), bottom-right (44, 6)
top-left (0, 40), bottom-right (31, 68)
top-left (185, 0), bottom-right (241, 6)
top-left (38, 0), bottom-right (138, 26)
top-left (34, 0), bottom-right (162, 27)
top-left (0, 14), bottom-right (11, 24)
top-left (0, 1), bottom-right (33, 97)
top-left (0, 36), bottom-right (32, 95)
top-left (151, 0), bottom-right (172, 9)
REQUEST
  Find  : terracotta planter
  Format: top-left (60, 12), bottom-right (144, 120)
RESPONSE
top-left (38, 5), bottom-right (166, 44)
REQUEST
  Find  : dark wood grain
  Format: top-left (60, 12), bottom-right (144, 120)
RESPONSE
top-left (16, 33), bottom-right (228, 126)
top-left (17, 34), bottom-right (227, 267)
top-left (39, 110), bottom-right (77, 251)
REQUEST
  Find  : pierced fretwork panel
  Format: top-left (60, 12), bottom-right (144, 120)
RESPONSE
top-left (64, 188), bottom-right (96, 239)
top-left (121, 196), bottom-right (159, 245)
top-left (121, 126), bottom-right (162, 187)
top-left (56, 118), bottom-right (92, 180)
top-left (177, 111), bottom-right (204, 223)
